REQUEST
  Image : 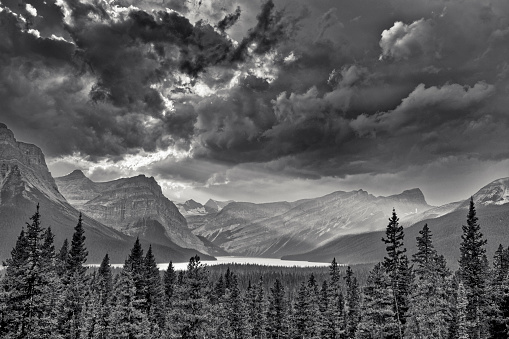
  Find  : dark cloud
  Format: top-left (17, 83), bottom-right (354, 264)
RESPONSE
top-left (2, 0), bottom-right (509, 195)
top-left (217, 6), bottom-right (241, 32)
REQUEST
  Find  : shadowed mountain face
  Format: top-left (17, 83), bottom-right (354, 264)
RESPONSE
top-left (0, 124), bottom-right (213, 263)
top-left (284, 178), bottom-right (509, 269)
top-left (192, 188), bottom-right (432, 257)
top-left (56, 171), bottom-right (210, 255)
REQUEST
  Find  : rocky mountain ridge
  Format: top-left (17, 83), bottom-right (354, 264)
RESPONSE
top-left (284, 177), bottom-right (509, 267)
top-left (56, 171), bottom-right (209, 254)
top-left (0, 123), bottom-right (213, 263)
top-left (191, 187), bottom-right (433, 257)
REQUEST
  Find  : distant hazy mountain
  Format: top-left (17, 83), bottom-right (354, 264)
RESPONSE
top-left (0, 123), bottom-right (211, 263)
top-left (193, 188), bottom-right (432, 257)
top-left (56, 171), bottom-right (211, 255)
top-left (284, 178), bottom-right (509, 268)
top-left (204, 199), bottom-right (234, 213)
top-left (177, 199), bottom-right (208, 216)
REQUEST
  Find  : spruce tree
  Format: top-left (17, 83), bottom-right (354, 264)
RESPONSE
top-left (266, 278), bottom-right (288, 339)
top-left (56, 239), bottom-right (69, 278)
top-left (57, 212), bottom-right (89, 339)
top-left (405, 223), bottom-right (451, 338)
top-left (109, 266), bottom-right (150, 339)
top-left (163, 261), bottom-right (176, 307)
top-left (382, 208), bottom-right (411, 338)
top-left (94, 254), bottom-right (113, 339)
top-left (355, 263), bottom-right (399, 339)
top-left (344, 266), bottom-right (360, 338)
top-left (248, 276), bottom-right (266, 339)
top-left (458, 197), bottom-right (489, 339)
top-left (144, 245), bottom-right (165, 332)
top-left (1, 205), bottom-right (60, 338)
top-left (124, 237), bottom-right (146, 312)
top-left (171, 255), bottom-right (211, 338)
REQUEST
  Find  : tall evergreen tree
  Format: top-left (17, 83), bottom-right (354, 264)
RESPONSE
top-left (325, 257), bottom-right (345, 338)
top-left (344, 266), bottom-right (360, 338)
top-left (57, 212), bottom-right (89, 339)
top-left (405, 224), bottom-right (451, 338)
top-left (163, 261), bottom-right (176, 307)
top-left (1, 205), bottom-right (60, 338)
top-left (247, 277), bottom-right (266, 339)
top-left (144, 245), bottom-right (165, 332)
top-left (458, 197), bottom-right (489, 339)
top-left (266, 279), bottom-right (288, 339)
top-left (56, 239), bottom-right (69, 278)
top-left (171, 255), bottom-right (211, 339)
top-left (109, 267), bottom-right (150, 339)
top-left (356, 263), bottom-right (399, 339)
top-left (124, 237), bottom-right (146, 312)
top-left (93, 254), bottom-right (113, 339)
top-left (382, 208), bottom-right (411, 338)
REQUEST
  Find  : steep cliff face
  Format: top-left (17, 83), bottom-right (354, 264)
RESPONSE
top-left (0, 124), bottom-right (126, 263)
top-left (0, 123), bottom-right (66, 205)
top-left (56, 172), bottom-right (209, 254)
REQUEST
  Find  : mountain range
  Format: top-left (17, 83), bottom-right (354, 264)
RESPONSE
top-left (2, 122), bottom-right (508, 268)
top-left (0, 124), bottom-right (213, 263)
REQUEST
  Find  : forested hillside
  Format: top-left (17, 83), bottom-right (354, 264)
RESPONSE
top-left (1, 199), bottom-right (508, 338)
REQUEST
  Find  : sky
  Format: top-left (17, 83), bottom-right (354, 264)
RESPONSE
top-left (1, 0), bottom-right (509, 206)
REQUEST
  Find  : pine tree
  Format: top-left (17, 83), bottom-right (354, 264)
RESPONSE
top-left (382, 208), bottom-right (411, 338)
top-left (356, 263), bottom-right (399, 339)
top-left (344, 266), bottom-right (360, 338)
top-left (124, 237), bottom-right (146, 312)
top-left (144, 245), bottom-right (165, 333)
top-left (109, 266), bottom-right (150, 339)
top-left (405, 224), bottom-right (451, 338)
top-left (247, 276), bottom-right (266, 339)
top-left (266, 278), bottom-right (288, 339)
top-left (57, 212), bottom-right (89, 339)
top-left (224, 274), bottom-right (249, 339)
top-left (458, 197), bottom-right (489, 339)
top-left (456, 282), bottom-right (470, 339)
top-left (56, 239), bottom-right (69, 278)
top-left (171, 255), bottom-right (211, 339)
top-left (163, 261), bottom-right (176, 308)
top-left (1, 229), bottom-right (30, 337)
top-left (489, 245), bottom-right (508, 338)
top-left (1, 205), bottom-right (60, 338)
top-left (324, 257), bottom-right (345, 338)
top-left (94, 254), bottom-right (113, 339)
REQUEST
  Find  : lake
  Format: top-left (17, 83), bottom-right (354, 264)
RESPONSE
top-left (94, 256), bottom-right (331, 271)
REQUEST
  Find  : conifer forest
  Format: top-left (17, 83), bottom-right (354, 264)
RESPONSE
top-left (1, 198), bottom-right (508, 339)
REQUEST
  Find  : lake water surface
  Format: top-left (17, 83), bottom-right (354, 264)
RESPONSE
top-left (157, 256), bottom-right (331, 271)
top-left (92, 256), bottom-right (331, 271)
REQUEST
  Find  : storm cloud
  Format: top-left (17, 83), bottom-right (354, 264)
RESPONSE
top-left (2, 0), bottom-right (509, 204)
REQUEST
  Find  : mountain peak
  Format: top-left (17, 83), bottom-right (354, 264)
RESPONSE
top-left (472, 177), bottom-right (509, 206)
top-left (388, 188), bottom-right (428, 205)
top-left (69, 169), bottom-right (87, 178)
top-left (0, 123), bottom-right (16, 143)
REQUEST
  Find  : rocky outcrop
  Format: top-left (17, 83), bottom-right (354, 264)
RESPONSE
top-left (56, 172), bottom-right (209, 254)
top-left (0, 123), bottom-right (65, 205)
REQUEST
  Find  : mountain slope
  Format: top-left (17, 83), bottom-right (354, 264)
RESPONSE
top-left (56, 172), bottom-right (210, 255)
top-left (0, 124), bottom-right (212, 263)
top-left (284, 178), bottom-right (509, 268)
top-left (193, 188), bottom-right (432, 257)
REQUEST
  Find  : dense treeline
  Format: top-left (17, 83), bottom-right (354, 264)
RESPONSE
top-left (1, 198), bottom-right (509, 338)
